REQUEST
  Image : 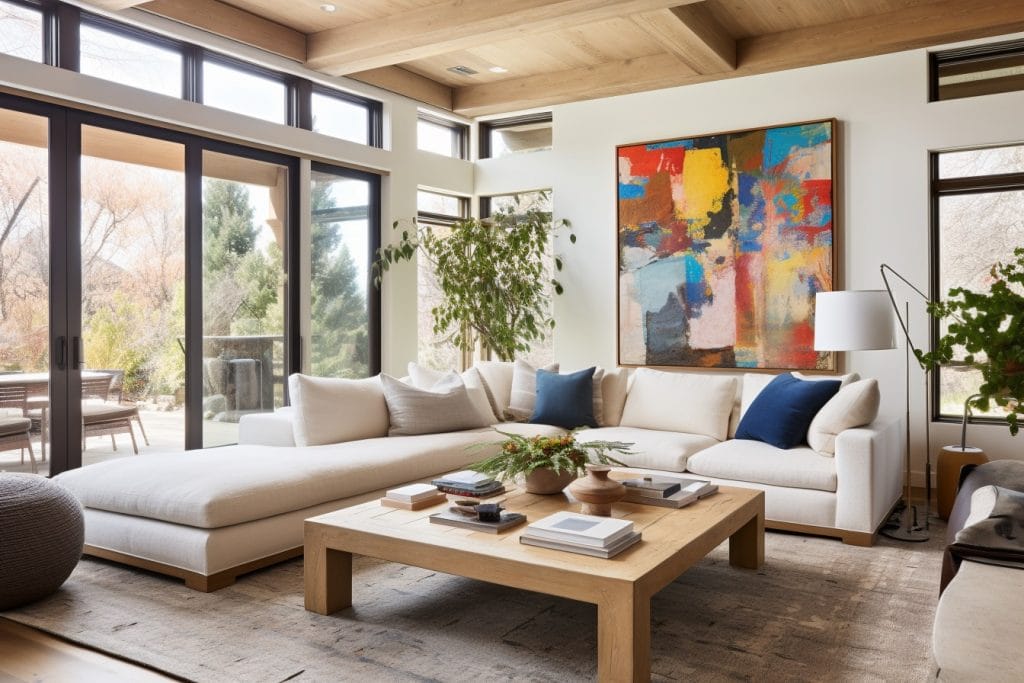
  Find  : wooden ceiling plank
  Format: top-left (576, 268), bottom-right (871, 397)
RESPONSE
top-left (139, 0), bottom-right (306, 62)
top-left (455, 0), bottom-right (1024, 116)
top-left (85, 0), bottom-right (150, 9)
top-left (305, 0), bottom-right (703, 75)
top-left (631, 4), bottom-right (736, 74)
top-left (349, 66), bottom-right (454, 110)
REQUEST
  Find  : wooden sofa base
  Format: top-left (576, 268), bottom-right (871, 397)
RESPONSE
top-left (767, 521), bottom-right (876, 547)
top-left (83, 545), bottom-right (303, 593)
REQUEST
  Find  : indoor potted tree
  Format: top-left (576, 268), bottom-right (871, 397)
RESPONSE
top-left (919, 246), bottom-right (1024, 436)
top-left (372, 193), bottom-right (575, 364)
top-left (469, 431), bottom-right (631, 494)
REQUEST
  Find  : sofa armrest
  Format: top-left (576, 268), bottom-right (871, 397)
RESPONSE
top-left (238, 407), bottom-right (296, 447)
top-left (833, 416), bottom-right (904, 534)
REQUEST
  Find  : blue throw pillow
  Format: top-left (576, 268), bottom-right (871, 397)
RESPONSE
top-left (530, 367), bottom-right (597, 429)
top-left (735, 373), bottom-right (841, 449)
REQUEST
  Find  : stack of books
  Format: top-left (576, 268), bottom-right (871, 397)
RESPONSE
top-left (431, 470), bottom-right (505, 498)
top-left (621, 475), bottom-right (718, 508)
top-left (381, 483), bottom-right (447, 510)
top-left (519, 511), bottom-right (641, 558)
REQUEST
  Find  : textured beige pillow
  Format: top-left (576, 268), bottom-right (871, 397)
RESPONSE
top-left (807, 378), bottom-right (880, 455)
top-left (600, 367), bottom-right (629, 427)
top-left (381, 373), bottom-right (491, 436)
top-left (505, 359), bottom-right (559, 421)
top-left (288, 374), bottom-right (389, 446)
top-left (407, 362), bottom-right (499, 424)
top-left (619, 369), bottom-right (737, 441)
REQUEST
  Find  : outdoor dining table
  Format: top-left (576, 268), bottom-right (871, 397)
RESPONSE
top-left (0, 371), bottom-right (113, 460)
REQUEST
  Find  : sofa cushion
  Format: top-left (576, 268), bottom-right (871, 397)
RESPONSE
top-left (601, 367), bottom-right (629, 427)
top-left (505, 359), bottom-right (559, 421)
top-left (807, 378), bottom-right (880, 455)
top-left (619, 369), bottom-right (736, 441)
top-left (739, 371), bottom-right (860, 420)
top-left (686, 440), bottom-right (838, 492)
top-left (54, 430), bottom-right (500, 529)
top-left (736, 373), bottom-right (841, 449)
top-left (575, 426), bottom-right (717, 473)
top-left (407, 363), bottom-right (498, 424)
top-left (474, 361), bottom-right (514, 418)
top-left (531, 367), bottom-right (598, 429)
top-left (490, 422), bottom-right (569, 439)
top-left (288, 374), bottom-right (389, 447)
top-left (381, 373), bottom-right (490, 436)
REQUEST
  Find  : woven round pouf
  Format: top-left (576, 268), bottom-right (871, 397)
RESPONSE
top-left (0, 473), bottom-right (84, 610)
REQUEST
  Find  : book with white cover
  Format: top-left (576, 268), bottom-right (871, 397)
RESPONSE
top-left (432, 470), bottom-right (494, 487)
top-left (524, 511), bottom-right (634, 548)
top-left (386, 483), bottom-right (440, 503)
top-left (520, 530), bottom-right (642, 558)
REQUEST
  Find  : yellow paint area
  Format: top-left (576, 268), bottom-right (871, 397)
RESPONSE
top-left (677, 148), bottom-right (729, 230)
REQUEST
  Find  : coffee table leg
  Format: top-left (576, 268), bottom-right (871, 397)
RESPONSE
top-left (304, 540), bottom-right (352, 615)
top-left (729, 507), bottom-right (765, 569)
top-left (597, 586), bottom-right (650, 682)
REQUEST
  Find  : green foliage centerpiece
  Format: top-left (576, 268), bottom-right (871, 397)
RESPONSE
top-left (372, 196), bottom-right (574, 361)
top-left (470, 431), bottom-right (631, 494)
top-left (919, 247), bottom-right (1024, 435)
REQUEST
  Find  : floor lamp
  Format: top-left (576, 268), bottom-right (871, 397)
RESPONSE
top-left (879, 264), bottom-right (933, 542)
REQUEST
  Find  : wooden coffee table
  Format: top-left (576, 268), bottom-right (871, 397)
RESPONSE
top-left (304, 482), bottom-right (764, 682)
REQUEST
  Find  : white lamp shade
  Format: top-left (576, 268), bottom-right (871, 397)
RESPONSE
top-left (814, 290), bottom-right (896, 351)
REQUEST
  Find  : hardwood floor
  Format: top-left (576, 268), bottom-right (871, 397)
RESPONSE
top-left (0, 618), bottom-right (176, 682)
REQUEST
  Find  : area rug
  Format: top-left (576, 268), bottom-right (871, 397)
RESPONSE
top-left (4, 528), bottom-right (945, 682)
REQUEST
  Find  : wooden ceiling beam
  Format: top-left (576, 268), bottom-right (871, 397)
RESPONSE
top-left (631, 4), bottom-right (736, 74)
top-left (85, 0), bottom-right (150, 9)
top-left (455, 0), bottom-right (1024, 116)
top-left (139, 0), bottom-right (307, 62)
top-left (306, 0), bottom-right (704, 75)
top-left (348, 67), bottom-right (454, 111)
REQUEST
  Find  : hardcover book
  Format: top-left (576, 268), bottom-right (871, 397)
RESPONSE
top-left (519, 530), bottom-right (642, 558)
top-left (524, 511), bottom-right (634, 548)
top-left (428, 510), bottom-right (526, 533)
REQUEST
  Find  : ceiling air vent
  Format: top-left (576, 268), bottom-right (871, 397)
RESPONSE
top-left (447, 65), bottom-right (478, 76)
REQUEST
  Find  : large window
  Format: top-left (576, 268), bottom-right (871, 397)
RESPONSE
top-left (480, 190), bottom-right (555, 367)
top-left (203, 58), bottom-right (287, 125)
top-left (416, 190), bottom-right (469, 371)
top-left (479, 113), bottom-right (552, 159)
top-left (309, 165), bottom-right (380, 378)
top-left (417, 112), bottom-right (468, 159)
top-left (0, 0), bottom-right (42, 61)
top-left (311, 90), bottom-right (377, 145)
top-left (80, 20), bottom-right (182, 97)
top-left (932, 144), bottom-right (1024, 419)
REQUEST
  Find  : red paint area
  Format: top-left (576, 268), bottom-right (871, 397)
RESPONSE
top-left (657, 221), bottom-right (694, 255)
top-left (785, 320), bottom-right (818, 367)
top-left (619, 144), bottom-right (685, 178)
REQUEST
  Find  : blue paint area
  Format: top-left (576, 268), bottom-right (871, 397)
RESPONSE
top-left (763, 123), bottom-right (829, 169)
top-left (683, 253), bottom-right (709, 312)
top-left (647, 140), bottom-right (694, 150)
top-left (736, 173), bottom-right (765, 253)
top-left (619, 181), bottom-right (647, 199)
top-left (634, 255), bottom-right (686, 315)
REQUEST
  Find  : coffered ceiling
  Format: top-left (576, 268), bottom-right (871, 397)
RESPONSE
top-left (85, 0), bottom-right (1024, 116)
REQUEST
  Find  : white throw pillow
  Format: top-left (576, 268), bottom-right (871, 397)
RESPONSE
top-left (741, 371), bottom-right (861, 419)
top-left (407, 362), bottom-right (498, 424)
top-left (600, 367), bottom-right (630, 427)
top-left (381, 373), bottom-right (491, 436)
top-left (288, 374), bottom-right (389, 447)
top-left (807, 378), bottom-right (880, 455)
top-left (505, 359), bottom-right (559, 421)
top-left (619, 369), bottom-right (737, 441)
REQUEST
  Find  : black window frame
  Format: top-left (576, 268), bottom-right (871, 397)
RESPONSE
top-left (417, 111), bottom-right (469, 160)
top-left (929, 146), bottom-right (1023, 425)
top-left (478, 112), bottom-right (552, 159)
top-left (929, 38), bottom-right (1024, 103)
top-left (416, 189), bottom-right (469, 227)
top-left (310, 84), bottom-right (383, 148)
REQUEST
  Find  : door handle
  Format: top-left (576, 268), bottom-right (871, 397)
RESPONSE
top-left (55, 336), bottom-right (66, 370)
top-left (72, 336), bottom-right (83, 370)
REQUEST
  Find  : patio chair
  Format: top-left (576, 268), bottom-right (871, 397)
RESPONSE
top-left (0, 384), bottom-right (36, 473)
top-left (81, 374), bottom-right (141, 455)
top-left (86, 369), bottom-right (148, 447)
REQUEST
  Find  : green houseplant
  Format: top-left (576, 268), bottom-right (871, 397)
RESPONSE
top-left (918, 246), bottom-right (1024, 435)
top-left (372, 195), bottom-right (575, 362)
top-left (470, 431), bottom-right (631, 494)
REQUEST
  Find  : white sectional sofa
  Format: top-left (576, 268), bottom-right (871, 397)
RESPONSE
top-left (54, 362), bottom-right (903, 591)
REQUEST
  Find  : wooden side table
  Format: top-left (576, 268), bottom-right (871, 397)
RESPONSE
top-left (937, 446), bottom-right (989, 520)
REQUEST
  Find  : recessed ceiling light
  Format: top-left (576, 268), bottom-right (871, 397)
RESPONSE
top-left (488, 66), bottom-right (508, 74)
top-left (320, 3), bottom-right (337, 12)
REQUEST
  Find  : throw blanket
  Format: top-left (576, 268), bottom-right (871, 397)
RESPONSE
top-left (951, 485), bottom-right (1024, 569)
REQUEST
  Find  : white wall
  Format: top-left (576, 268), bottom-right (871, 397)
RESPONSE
top-left (477, 37), bottom-right (1024, 480)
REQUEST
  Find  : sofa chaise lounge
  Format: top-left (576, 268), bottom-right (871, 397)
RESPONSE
top-left (54, 362), bottom-right (903, 591)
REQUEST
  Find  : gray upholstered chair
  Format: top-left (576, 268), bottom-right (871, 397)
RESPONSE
top-left (0, 384), bottom-right (36, 473)
top-left (81, 374), bottom-right (143, 454)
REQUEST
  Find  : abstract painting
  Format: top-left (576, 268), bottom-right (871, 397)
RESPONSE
top-left (617, 119), bottom-right (836, 370)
